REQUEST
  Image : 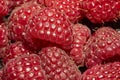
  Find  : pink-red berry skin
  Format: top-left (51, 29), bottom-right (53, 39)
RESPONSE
top-left (27, 7), bottom-right (73, 46)
top-left (0, 23), bottom-right (8, 48)
top-left (0, 0), bottom-right (8, 18)
top-left (6, 0), bottom-right (33, 11)
top-left (38, 47), bottom-right (81, 80)
top-left (44, 0), bottom-right (83, 23)
top-left (2, 54), bottom-right (47, 80)
top-left (0, 22), bottom-right (9, 58)
top-left (72, 24), bottom-right (90, 47)
top-left (81, 62), bottom-right (120, 80)
top-left (84, 27), bottom-right (120, 68)
top-left (70, 24), bottom-right (91, 66)
top-left (7, 0), bottom-right (45, 9)
top-left (80, 0), bottom-right (120, 23)
top-left (8, 2), bottom-right (57, 51)
top-left (11, 0), bottom-right (31, 7)
top-left (8, 1), bottom-right (43, 42)
top-left (2, 41), bottom-right (33, 64)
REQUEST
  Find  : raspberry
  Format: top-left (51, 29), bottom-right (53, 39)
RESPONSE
top-left (0, 18), bottom-right (8, 58)
top-left (27, 7), bottom-right (73, 46)
top-left (0, 0), bottom-right (8, 18)
top-left (8, 2), bottom-right (60, 50)
top-left (6, 0), bottom-right (45, 12)
top-left (70, 23), bottom-right (91, 66)
top-left (2, 54), bottom-right (47, 80)
top-left (44, 0), bottom-right (83, 23)
top-left (8, 1), bottom-right (43, 41)
top-left (0, 23), bottom-right (8, 48)
top-left (3, 41), bottom-right (33, 64)
top-left (84, 27), bottom-right (120, 68)
top-left (12, 0), bottom-right (31, 7)
top-left (81, 62), bottom-right (120, 80)
top-left (80, 0), bottom-right (120, 23)
top-left (38, 47), bottom-right (81, 80)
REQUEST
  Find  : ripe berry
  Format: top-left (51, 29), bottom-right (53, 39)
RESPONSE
top-left (84, 27), bottom-right (120, 68)
top-left (0, 0), bottom-right (8, 18)
top-left (2, 54), bottom-right (47, 80)
top-left (38, 47), bottom-right (81, 80)
top-left (6, 0), bottom-right (45, 12)
top-left (8, 1), bottom-right (43, 42)
top-left (27, 7), bottom-right (73, 46)
top-left (81, 62), bottom-right (120, 80)
top-left (44, 0), bottom-right (83, 23)
top-left (0, 23), bottom-right (8, 48)
top-left (12, 0), bottom-right (31, 7)
top-left (3, 41), bottom-right (33, 64)
top-left (70, 23), bottom-right (91, 66)
top-left (80, 0), bottom-right (120, 23)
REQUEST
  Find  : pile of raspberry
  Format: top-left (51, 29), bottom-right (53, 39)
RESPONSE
top-left (0, 0), bottom-right (120, 80)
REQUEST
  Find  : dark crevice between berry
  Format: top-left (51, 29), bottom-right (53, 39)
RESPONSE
top-left (0, 59), bottom-right (3, 69)
top-left (79, 18), bottom-right (120, 33)
top-left (79, 66), bottom-right (87, 74)
top-left (79, 18), bottom-right (103, 33)
top-left (104, 19), bottom-right (120, 29)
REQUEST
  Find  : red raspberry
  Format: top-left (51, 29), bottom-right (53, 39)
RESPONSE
top-left (38, 47), bottom-right (81, 80)
top-left (27, 7), bottom-right (73, 47)
top-left (81, 62), bottom-right (120, 80)
top-left (80, 0), bottom-right (120, 23)
top-left (12, 0), bottom-right (31, 7)
top-left (70, 24), bottom-right (91, 66)
top-left (44, 0), bottom-right (83, 23)
top-left (0, 0), bottom-right (8, 18)
top-left (6, 0), bottom-right (45, 11)
top-left (3, 41), bottom-right (33, 64)
top-left (84, 27), bottom-right (120, 68)
top-left (0, 19), bottom-right (8, 58)
top-left (8, 2), bottom-right (43, 41)
top-left (8, 2), bottom-right (58, 50)
top-left (2, 54), bottom-right (47, 80)
top-left (0, 23), bottom-right (8, 48)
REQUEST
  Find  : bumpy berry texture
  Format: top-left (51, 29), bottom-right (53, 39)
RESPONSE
top-left (8, 2), bottom-right (43, 42)
top-left (2, 41), bottom-right (33, 64)
top-left (0, 23), bottom-right (8, 48)
top-left (84, 27), bottom-right (120, 68)
top-left (11, 0), bottom-right (31, 7)
top-left (70, 24), bottom-right (91, 66)
top-left (38, 47), bottom-right (81, 80)
top-left (81, 62), bottom-right (120, 80)
top-left (37, 0), bottom-right (45, 5)
top-left (6, 0), bottom-right (32, 10)
top-left (6, 0), bottom-right (45, 12)
top-left (8, 1), bottom-right (58, 51)
top-left (80, 0), bottom-right (120, 23)
top-left (44, 0), bottom-right (83, 23)
top-left (0, 0), bottom-right (8, 18)
top-left (28, 7), bottom-right (73, 46)
top-left (2, 54), bottom-right (47, 80)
